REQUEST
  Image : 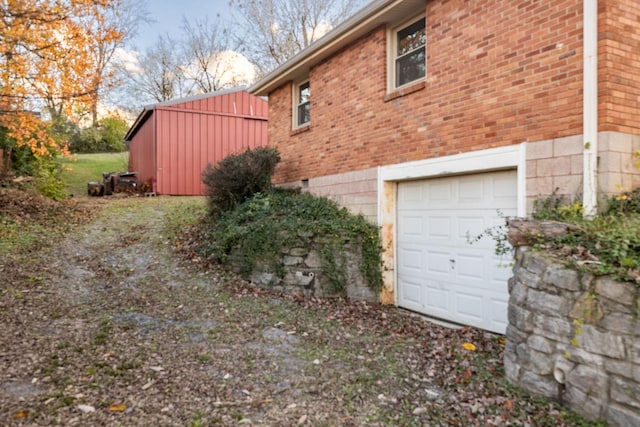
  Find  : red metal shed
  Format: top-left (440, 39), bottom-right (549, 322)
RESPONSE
top-left (124, 88), bottom-right (268, 195)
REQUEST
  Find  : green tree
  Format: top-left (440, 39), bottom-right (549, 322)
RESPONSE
top-left (68, 116), bottom-right (129, 153)
top-left (99, 116), bottom-right (128, 152)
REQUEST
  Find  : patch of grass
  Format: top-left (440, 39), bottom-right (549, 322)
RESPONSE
top-left (162, 197), bottom-right (207, 241)
top-left (61, 152), bottom-right (129, 197)
top-left (197, 353), bottom-right (211, 363)
top-left (92, 319), bottom-right (113, 346)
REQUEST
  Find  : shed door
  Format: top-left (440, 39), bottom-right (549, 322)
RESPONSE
top-left (397, 170), bottom-right (517, 333)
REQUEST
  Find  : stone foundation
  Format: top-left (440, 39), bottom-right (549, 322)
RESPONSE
top-left (505, 248), bottom-right (640, 427)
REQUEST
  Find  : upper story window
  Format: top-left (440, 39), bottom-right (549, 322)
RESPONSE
top-left (294, 80), bottom-right (310, 128)
top-left (392, 16), bottom-right (426, 89)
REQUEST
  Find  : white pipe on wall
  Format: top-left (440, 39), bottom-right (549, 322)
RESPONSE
top-left (583, 0), bottom-right (598, 217)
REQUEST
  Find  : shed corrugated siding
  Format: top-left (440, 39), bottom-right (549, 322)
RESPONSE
top-left (128, 112), bottom-right (156, 192)
top-left (154, 91), bottom-right (268, 195)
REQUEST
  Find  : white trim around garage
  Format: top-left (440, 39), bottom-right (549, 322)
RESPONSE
top-left (376, 144), bottom-right (527, 306)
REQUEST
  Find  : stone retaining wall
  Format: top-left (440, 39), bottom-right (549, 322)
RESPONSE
top-left (228, 232), bottom-right (377, 302)
top-left (505, 247), bottom-right (640, 427)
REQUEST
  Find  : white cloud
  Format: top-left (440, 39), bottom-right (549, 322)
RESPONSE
top-left (312, 20), bottom-right (333, 41)
top-left (211, 50), bottom-right (256, 86)
top-left (113, 48), bottom-right (142, 74)
top-left (182, 50), bottom-right (256, 89)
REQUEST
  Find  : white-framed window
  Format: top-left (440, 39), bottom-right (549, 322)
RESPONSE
top-left (293, 80), bottom-right (310, 128)
top-left (390, 16), bottom-right (426, 90)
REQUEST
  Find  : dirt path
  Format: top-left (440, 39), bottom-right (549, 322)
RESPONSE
top-left (0, 197), bottom-right (597, 426)
top-left (1, 198), bottom-right (368, 426)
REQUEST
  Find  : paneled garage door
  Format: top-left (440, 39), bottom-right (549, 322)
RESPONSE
top-left (397, 170), bottom-right (517, 334)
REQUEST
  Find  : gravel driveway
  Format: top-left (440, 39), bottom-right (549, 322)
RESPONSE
top-left (0, 197), bottom-right (601, 426)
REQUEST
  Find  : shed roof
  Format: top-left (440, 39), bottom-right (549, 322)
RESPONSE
top-left (249, 0), bottom-right (425, 96)
top-left (124, 86), bottom-right (249, 141)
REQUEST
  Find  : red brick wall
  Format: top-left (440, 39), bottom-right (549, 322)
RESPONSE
top-left (269, 0), bottom-right (587, 184)
top-left (599, 0), bottom-right (640, 134)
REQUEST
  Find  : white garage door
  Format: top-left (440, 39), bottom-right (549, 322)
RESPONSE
top-left (397, 170), bottom-right (517, 334)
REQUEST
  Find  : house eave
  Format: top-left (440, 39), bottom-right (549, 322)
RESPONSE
top-left (249, 0), bottom-right (426, 96)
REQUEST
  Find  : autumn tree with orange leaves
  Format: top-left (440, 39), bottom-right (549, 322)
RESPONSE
top-left (0, 0), bottom-right (123, 159)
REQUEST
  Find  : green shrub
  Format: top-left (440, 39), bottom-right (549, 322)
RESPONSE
top-left (202, 189), bottom-right (383, 294)
top-left (607, 188), bottom-right (640, 215)
top-left (68, 116), bottom-right (128, 153)
top-left (532, 189), bottom-right (583, 221)
top-left (549, 214), bottom-right (640, 282)
top-left (33, 156), bottom-right (68, 200)
top-left (98, 117), bottom-right (128, 152)
top-left (525, 191), bottom-right (640, 283)
top-left (201, 147), bottom-right (280, 218)
top-left (69, 127), bottom-right (102, 153)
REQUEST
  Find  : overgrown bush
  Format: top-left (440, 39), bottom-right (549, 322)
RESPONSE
top-left (202, 147), bottom-right (280, 218)
top-left (201, 189), bottom-right (384, 294)
top-left (528, 192), bottom-right (640, 283)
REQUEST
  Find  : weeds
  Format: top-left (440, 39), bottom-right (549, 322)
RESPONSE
top-left (200, 189), bottom-right (383, 295)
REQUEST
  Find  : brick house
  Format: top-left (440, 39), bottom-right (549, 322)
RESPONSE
top-left (249, 0), bottom-right (640, 333)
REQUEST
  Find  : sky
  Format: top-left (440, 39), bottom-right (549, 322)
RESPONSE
top-left (130, 0), bottom-right (236, 51)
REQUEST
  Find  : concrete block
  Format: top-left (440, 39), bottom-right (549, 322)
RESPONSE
top-left (537, 157), bottom-right (567, 178)
top-left (570, 154), bottom-right (583, 175)
top-left (527, 139), bottom-right (553, 160)
top-left (599, 151), bottom-right (622, 173)
top-left (552, 174), bottom-right (582, 196)
top-left (553, 134), bottom-right (583, 156)
top-left (526, 176), bottom-right (554, 198)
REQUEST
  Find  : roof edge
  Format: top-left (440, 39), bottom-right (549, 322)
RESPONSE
top-left (124, 86), bottom-right (251, 142)
top-left (123, 108), bottom-right (153, 141)
top-left (249, 0), bottom-right (421, 96)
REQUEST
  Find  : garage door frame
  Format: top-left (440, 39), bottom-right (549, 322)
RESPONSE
top-left (377, 144), bottom-right (527, 330)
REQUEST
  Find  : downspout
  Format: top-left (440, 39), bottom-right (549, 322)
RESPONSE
top-left (583, 0), bottom-right (598, 217)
